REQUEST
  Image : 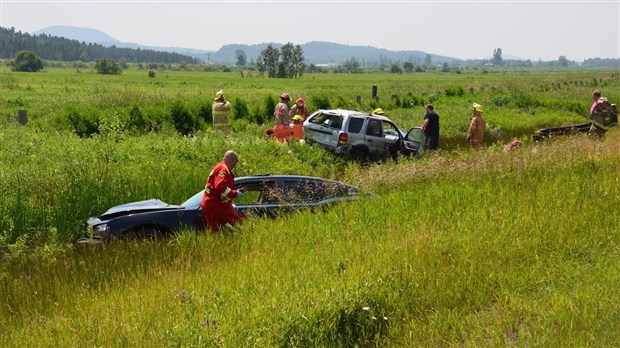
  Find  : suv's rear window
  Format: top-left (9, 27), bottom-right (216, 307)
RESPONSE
top-left (308, 113), bottom-right (343, 129)
top-left (347, 117), bottom-right (364, 133)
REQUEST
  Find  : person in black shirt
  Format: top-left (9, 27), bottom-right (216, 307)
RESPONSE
top-left (421, 104), bottom-right (439, 150)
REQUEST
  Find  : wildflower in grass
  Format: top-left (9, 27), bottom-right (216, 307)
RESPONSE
top-left (175, 289), bottom-right (191, 303)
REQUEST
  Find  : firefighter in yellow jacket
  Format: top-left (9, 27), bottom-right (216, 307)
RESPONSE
top-left (212, 90), bottom-right (232, 130)
top-left (467, 103), bottom-right (486, 149)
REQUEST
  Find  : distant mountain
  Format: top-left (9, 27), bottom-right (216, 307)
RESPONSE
top-left (33, 25), bottom-right (122, 46)
top-left (209, 42), bottom-right (456, 66)
top-left (31, 25), bottom-right (457, 65)
top-left (33, 25), bottom-right (214, 58)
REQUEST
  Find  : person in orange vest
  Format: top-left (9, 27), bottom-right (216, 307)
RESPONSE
top-left (289, 98), bottom-right (309, 121)
top-left (212, 90), bottom-right (232, 131)
top-left (274, 93), bottom-right (291, 126)
top-left (467, 103), bottom-right (487, 149)
top-left (201, 150), bottom-right (244, 232)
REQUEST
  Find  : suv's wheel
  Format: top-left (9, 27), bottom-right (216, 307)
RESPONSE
top-left (350, 148), bottom-right (368, 163)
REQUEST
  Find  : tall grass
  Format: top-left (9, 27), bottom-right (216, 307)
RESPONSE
top-left (1, 130), bottom-right (618, 346)
top-left (1, 67), bottom-right (619, 345)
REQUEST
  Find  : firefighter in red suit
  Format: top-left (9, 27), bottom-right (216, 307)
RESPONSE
top-left (201, 150), bottom-right (244, 231)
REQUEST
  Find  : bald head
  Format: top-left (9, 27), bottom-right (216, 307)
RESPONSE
top-left (223, 150), bottom-right (238, 169)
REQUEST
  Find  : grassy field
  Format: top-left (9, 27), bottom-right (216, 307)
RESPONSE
top-left (1, 66), bottom-right (619, 346)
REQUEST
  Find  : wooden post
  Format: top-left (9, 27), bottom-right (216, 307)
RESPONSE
top-left (356, 96), bottom-right (362, 104)
top-left (18, 110), bottom-right (28, 125)
top-left (372, 86), bottom-right (377, 100)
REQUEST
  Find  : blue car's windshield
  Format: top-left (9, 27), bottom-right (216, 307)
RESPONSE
top-left (181, 190), bottom-right (204, 208)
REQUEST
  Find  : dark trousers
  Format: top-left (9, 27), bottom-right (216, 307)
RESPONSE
top-left (424, 134), bottom-right (439, 150)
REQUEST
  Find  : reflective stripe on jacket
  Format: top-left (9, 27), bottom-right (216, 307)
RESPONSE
top-left (468, 115), bottom-right (486, 144)
top-left (204, 162), bottom-right (238, 204)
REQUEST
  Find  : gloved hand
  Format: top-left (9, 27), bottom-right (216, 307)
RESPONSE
top-left (236, 188), bottom-right (243, 198)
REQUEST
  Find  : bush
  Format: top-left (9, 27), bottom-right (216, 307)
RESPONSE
top-left (250, 103), bottom-right (267, 125)
top-left (334, 96), bottom-right (358, 110)
top-left (126, 104), bottom-right (149, 133)
top-left (95, 57), bottom-right (122, 75)
top-left (310, 94), bottom-right (331, 110)
top-left (261, 95), bottom-right (277, 125)
top-left (170, 100), bottom-right (197, 136)
top-left (232, 97), bottom-right (250, 121)
top-left (66, 108), bottom-right (100, 137)
top-left (444, 86), bottom-right (465, 97)
top-left (12, 50), bottom-right (43, 72)
top-left (197, 103), bottom-right (213, 125)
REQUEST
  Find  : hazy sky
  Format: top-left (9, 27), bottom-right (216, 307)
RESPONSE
top-left (2, 0), bottom-right (619, 62)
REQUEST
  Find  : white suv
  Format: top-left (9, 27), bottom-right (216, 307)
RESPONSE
top-left (303, 109), bottom-right (425, 161)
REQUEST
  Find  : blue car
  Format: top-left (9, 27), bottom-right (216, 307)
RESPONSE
top-left (79, 175), bottom-right (363, 244)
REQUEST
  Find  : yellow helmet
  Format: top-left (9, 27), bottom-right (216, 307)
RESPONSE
top-left (214, 90), bottom-right (224, 100)
top-left (373, 108), bottom-right (385, 115)
top-left (472, 103), bottom-right (483, 113)
top-left (292, 115), bottom-right (303, 121)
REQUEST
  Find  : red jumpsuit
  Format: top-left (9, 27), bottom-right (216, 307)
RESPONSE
top-left (201, 162), bottom-right (244, 231)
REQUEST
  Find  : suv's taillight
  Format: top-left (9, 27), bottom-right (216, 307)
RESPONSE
top-left (338, 133), bottom-right (348, 143)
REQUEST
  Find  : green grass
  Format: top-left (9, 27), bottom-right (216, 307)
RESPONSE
top-left (1, 131), bottom-right (619, 346)
top-left (0, 67), bottom-right (619, 346)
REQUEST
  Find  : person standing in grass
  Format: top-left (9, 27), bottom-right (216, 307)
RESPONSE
top-left (212, 90), bottom-right (232, 131)
top-left (201, 150), bottom-right (244, 232)
top-left (274, 93), bottom-right (291, 126)
top-left (289, 98), bottom-right (309, 121)
top-left (590, 90), bottom-right (601, 115)
top-left (467, 103), bottom-right (486, 149)
top-left (421, 104), bottom-right (440, 151)
top-left (588, 91), bottom-right (617, 139)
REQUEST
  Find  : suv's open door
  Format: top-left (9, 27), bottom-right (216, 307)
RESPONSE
top-left (402, 127), bottom-right (425, 158)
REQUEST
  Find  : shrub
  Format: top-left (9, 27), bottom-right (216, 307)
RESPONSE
top-left (95, 57), bottom-right (122, 75)
top-left (232, 97), bottom-right (250, 121)
top-left (197, 103), bottom-right (213, 125)
top-left (391, 94), bottom-right (402, 108)
top-left (251, 103), bottom-right (267, 125)
top-left (12, 50), bottom-right (43, 72)
top-left (262, 95), bottom-right (277, 124)
top-left (445, 86), bottom-right (465, 97)
top-left (334, 96), bottom-right (358, 110)
top-left (310, 94), bottom-right (331, 110)
top-left (127, 104), bottom-right (149, 133)
top-left (170, 100), bottom-right (197, 136)
top-left (66, 108), bottom-right (100, 137)
top-left (404, 93), bottom-right (424, 107)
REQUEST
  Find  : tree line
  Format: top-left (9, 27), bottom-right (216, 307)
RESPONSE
top-left (0, 26), bottom-right (198, 64)
top-left (255, 43), bottom-right (306, 78)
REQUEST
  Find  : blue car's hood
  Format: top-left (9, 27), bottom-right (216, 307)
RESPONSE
top-left (101, 199), bottom-right (180, 218)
